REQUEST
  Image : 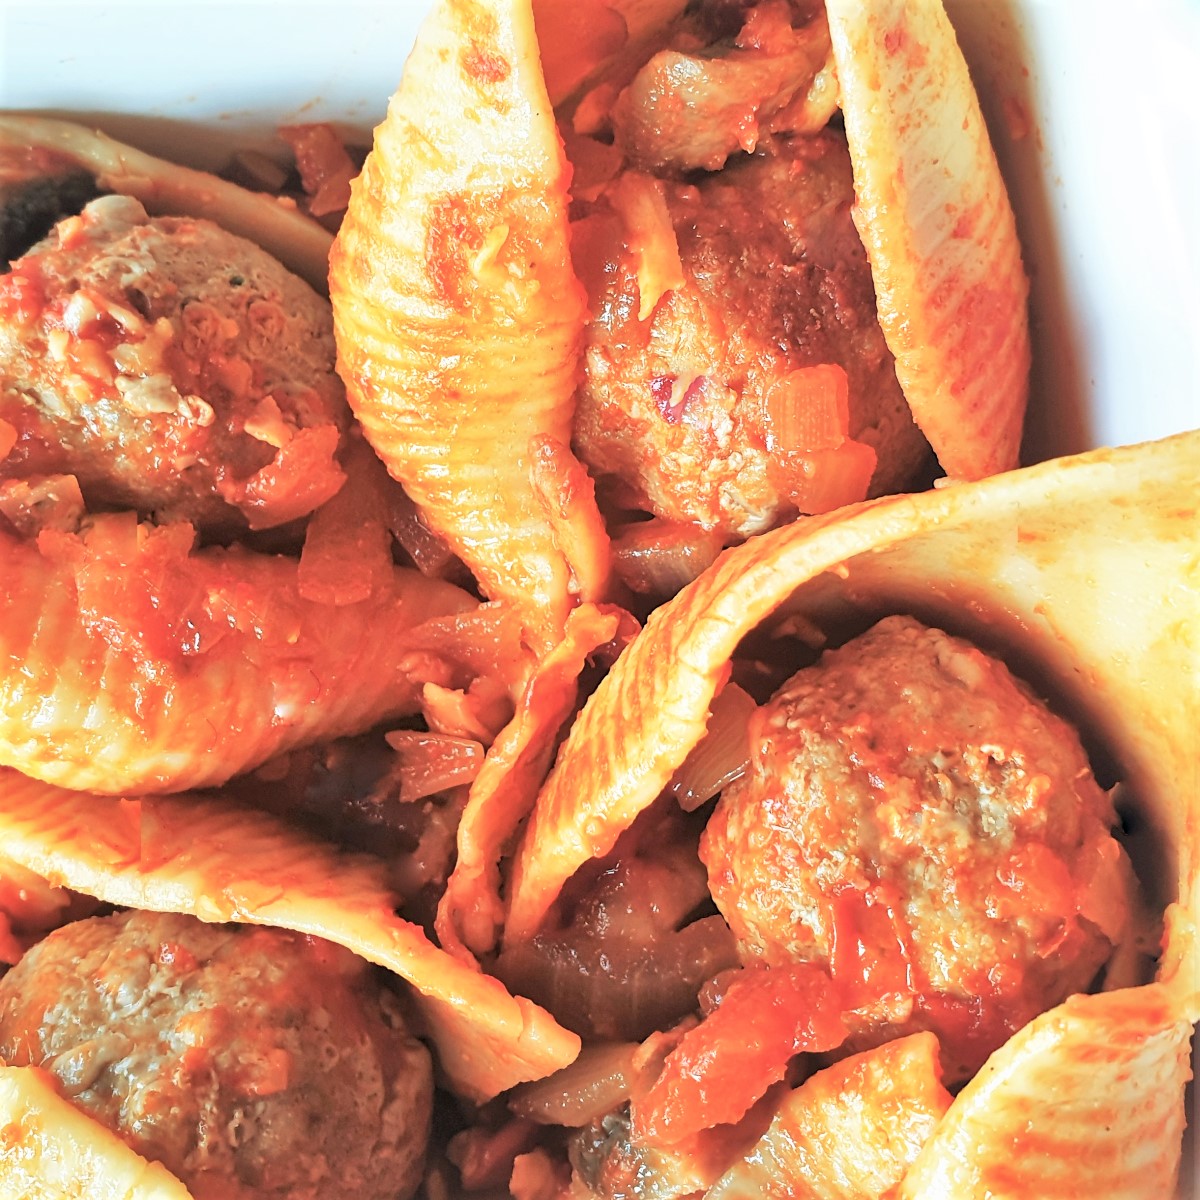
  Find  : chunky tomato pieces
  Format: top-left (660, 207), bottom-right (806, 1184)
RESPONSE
top-left (631, 963), bottom-right (847, 1146)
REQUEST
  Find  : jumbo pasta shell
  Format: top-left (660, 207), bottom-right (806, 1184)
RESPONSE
top-left (504, 430), bottom-right (1198, 1186)
top-left (0, 524), bottom-right (476, 794)
top-left (507, 430), bottom-right (1199, 946)
top-left (330, 0), bottom-right (610, 648)
top-left (826, 0), bottom-right (1030, 478)
top-left (0, 1065), bottom-right (194, 1199)
top-left (0, 116), bottom-right (333, 291)
top-left (895, 984), bottom-right (1193, 1199)
top-left (0, 771), bottom-right (580, 1102)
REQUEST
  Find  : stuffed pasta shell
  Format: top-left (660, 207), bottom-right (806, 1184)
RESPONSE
top-left (499, 430), bottom-right (1198, 1197)
top-left (0, 774), bottom-right (585, 1198)
top-left (330, 0), bottom-right (1028, 639)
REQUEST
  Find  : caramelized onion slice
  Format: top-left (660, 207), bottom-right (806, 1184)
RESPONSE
top-left (611, 518), bottom-right (725, 599)
top-left (666, 682), bottom-right (756, 812)
top-left (384, 730), bottom-right (485, 802)
top-left (509, 1041), bottom-right (639, 1128)
top-left (495, 914), bottom-right (738, 1044)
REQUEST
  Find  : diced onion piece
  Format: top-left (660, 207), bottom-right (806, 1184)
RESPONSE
top-left (784, 439), bottom-right (878, 515)
top-left (510, 1042), bottom-right (639, 1127)
top-left (667, 683), bottom-right (756, 811)
top-left (510, 1149), bottom-right (568, 1200)
top-left (385, 730), bottom-right (485, 802)
top-left (761, 362), bottom-right (877, 514)
top-left (420, 680), bottom-right (514, 746)
top-left (607, 170), bottom-right (685, 320)
top-left (242, 396), bottom-right (292, 449)
top-left (763, 363), bottom-right (851, 453)
top-left (611, 518), bottom-right (725, 598)
top-left (227, 148), bottom-right (290, 193)
top-left (0, 474), bottom-right (85, 537)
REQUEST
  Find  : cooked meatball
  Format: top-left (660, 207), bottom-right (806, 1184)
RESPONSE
top-left (0, 195), bottom-right (347, 532)
top-left (700, 616), bottom-right (1131, 1078)
top-left (573, 133), bottom-right (928, 539)
top-left (0, 910), bottom-right (433, 1200)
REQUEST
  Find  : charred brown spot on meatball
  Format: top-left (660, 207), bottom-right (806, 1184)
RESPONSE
top-left (700, 615), bottom-right (1133, 1079)
top-left (0, 910), bottom-right (433, 1200)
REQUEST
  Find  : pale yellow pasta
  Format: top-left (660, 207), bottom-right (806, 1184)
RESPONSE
top-left (709, 1033), bottom-right (950, 1198)
top-left (0, 1065), bottom-right (194, 1200)
top-left (827, 0), bottom-right (1030, 478)
top-left (897, 985), bottom-right (1194, 1199)
top-left (330, 0), bottom-right (611, 650)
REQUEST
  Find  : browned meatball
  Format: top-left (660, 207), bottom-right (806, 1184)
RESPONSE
top-left (700, 616), bottom-right (1131, 1078)
top-left (573, 133), bottom-right (928, 539)
top-left (0, 910), bottom-right (432, 1200)
top-left (0, 194), bottom-right (347, 533)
